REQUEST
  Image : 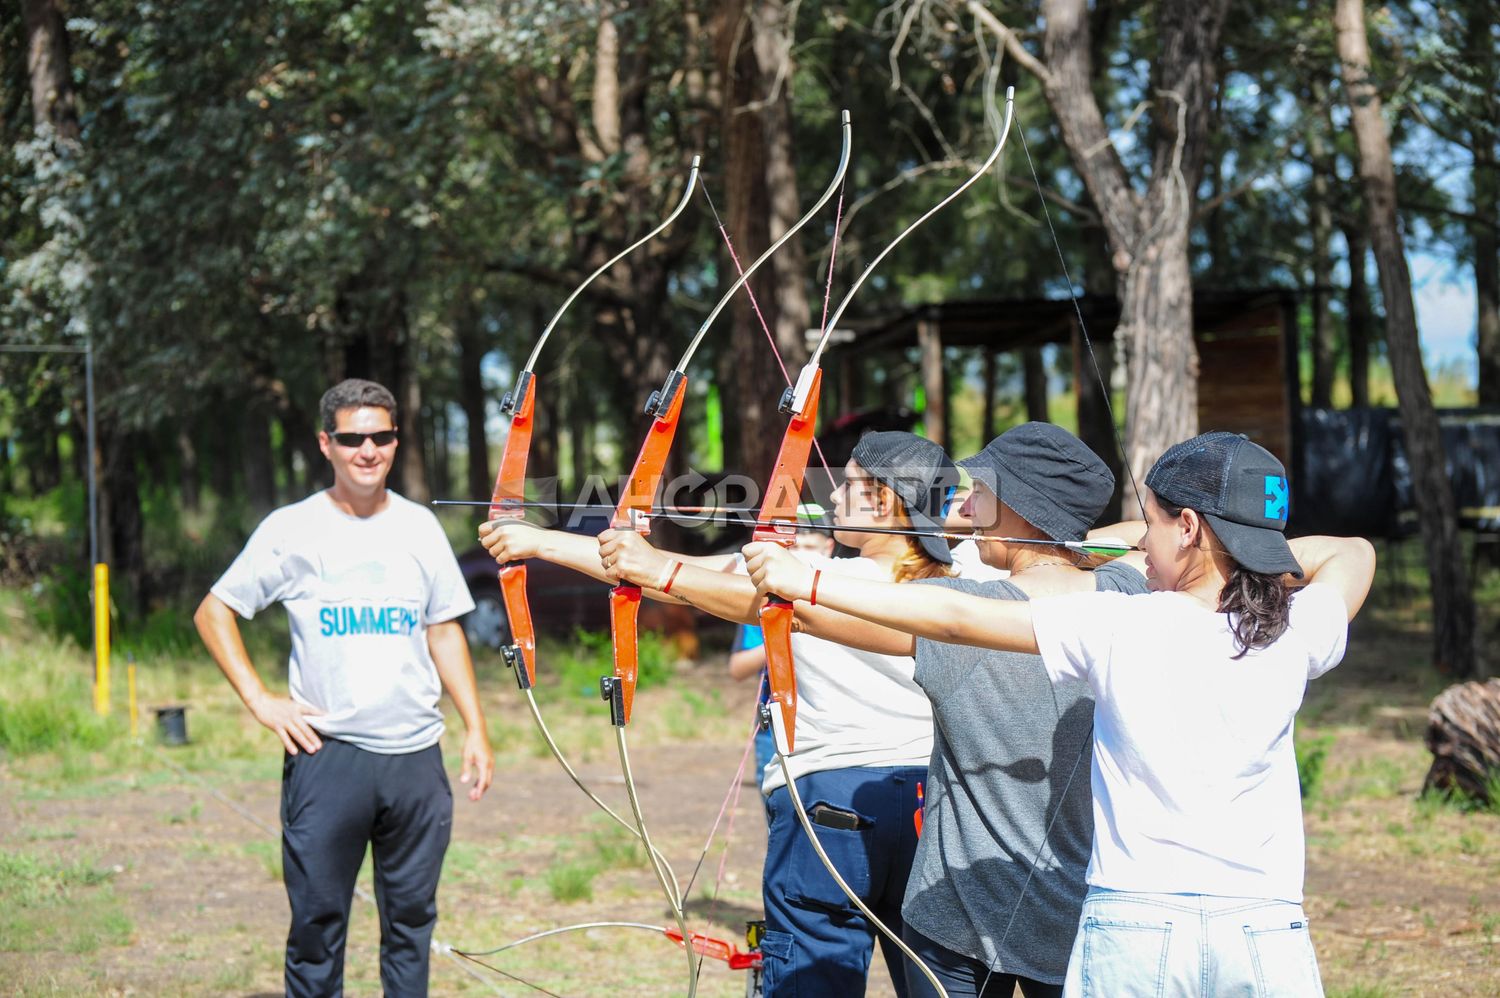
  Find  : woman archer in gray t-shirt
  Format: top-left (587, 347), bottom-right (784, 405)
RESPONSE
top-left (779, 422), bottom-right (1149, 998)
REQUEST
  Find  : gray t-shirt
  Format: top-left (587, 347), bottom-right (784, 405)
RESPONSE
top-left (901, 561), bottom-right (1148, 983)
top-left (211, 491), bottom-right (474, 754)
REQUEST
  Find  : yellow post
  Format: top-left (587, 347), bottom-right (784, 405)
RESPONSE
top-left (127, 657), bottom-right (138, 739)
top-left (93, 563), bottom-right (110, 715)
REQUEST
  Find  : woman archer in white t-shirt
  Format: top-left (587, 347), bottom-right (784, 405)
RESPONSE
top-left (481, 431), bottom-right (958, 998)
top-left (744, 431), bottom-right (1377, 998)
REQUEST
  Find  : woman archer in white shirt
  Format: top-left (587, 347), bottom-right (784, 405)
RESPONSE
top-left (744, 431), bottom-right (1377, 998)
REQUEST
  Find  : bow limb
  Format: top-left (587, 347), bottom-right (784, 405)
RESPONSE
top-left (596, 118), bottom-right (854, 998)
top-left (756, 82), bottom-right (1015, 761)
top-left (750, 68), bottom-right (1016, 998)
top-left (604, 110), bottom-right (854, 727)
top-left (488, 154), bottom-right (703, 688)
top-left (479, 158), bottom-right (702, 908)
top-left (750, 369), bottom-right (823, 756)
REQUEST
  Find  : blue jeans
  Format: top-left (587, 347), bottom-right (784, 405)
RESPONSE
top-left (761, 766), bottom-right (925, 997)
top-left (1063, 888), bottom-right (1324, 997)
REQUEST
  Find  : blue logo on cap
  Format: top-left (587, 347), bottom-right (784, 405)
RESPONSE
top-left (1264, 476), bottom-right (1289, 521)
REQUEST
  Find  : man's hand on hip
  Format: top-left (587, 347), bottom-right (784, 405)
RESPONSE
top-left (249, 693), bottom-right (325, 755)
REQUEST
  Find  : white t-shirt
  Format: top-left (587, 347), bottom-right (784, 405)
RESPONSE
top-left (759, 552), bottom-right (935, 793)
top-left (211, 491), bottom-right (475, 754)
top-left (1030, 583), bottom-right (1349, 902)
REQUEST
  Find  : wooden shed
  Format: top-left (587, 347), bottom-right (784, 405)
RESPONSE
top-left (817, 288), bottom-right (1301, 516)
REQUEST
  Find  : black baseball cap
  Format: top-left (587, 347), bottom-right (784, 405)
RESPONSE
top-left (958, 422), bottom-right (1115, 542)
top-left (849, 431), bottom-right (958, 565)
top-left (1144, 431), bottom-right (1303, 578)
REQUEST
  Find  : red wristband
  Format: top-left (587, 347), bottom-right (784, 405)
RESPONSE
top-left (662, 561), bottom-right (684, 595)
top-left (809, 569), bottom-right (821, 607)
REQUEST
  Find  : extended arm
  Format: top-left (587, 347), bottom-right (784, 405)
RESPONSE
top-left (428, 619), bottom-right (493, 801)
top-left (743, 543), bottom-right (1038, 654)
top-left (1286, 535), bottom-right (1377, 619)
top-left (193, 593), bottom-right (325, 755)
top-left (602, 530), bottom-right (917, 655)
top-left (480, 521), bottom-right (734, 591)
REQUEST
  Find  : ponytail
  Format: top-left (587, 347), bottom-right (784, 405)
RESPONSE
top-left (1158, 500), bottom-right (1290, 658)
top-left (1218, 566), bottom-right (1291, 659)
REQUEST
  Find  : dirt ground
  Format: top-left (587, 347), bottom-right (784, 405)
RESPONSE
top-left (3, 619), bottom-right (1499, 996)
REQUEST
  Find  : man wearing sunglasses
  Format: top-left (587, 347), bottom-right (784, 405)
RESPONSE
top-left (195, 377), bottom-right (493, 998)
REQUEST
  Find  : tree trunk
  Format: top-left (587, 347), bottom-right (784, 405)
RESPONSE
top-left (457, 318), bottom-right (491, 503)
top-left (1337, 0), bottom-right (1476, 677)
top-left (243, 401), bottom-right (278, 516)
top-left (1023, 346), bottom-right (1049, 422)
top-left (1473, 4), bottom-right (1500, 406)
top-left (981, 349), bottom-right (998, 443)
top-left (177, 431), bottom-right (200, 514)
top-left (21, 0), bottom-right (79, 141)
top-left (397, 366), bottom-right (430, 503)
top-left (103, 429), bottom-right (147, 617)
top-left (713, 0), bottom-right (797, 480)
top-left (1118, 228), bottom-right (1199, 503)
top-left (983, 0), bottom-right (1227, 509)
top-left (1308, 93), bottom-right (1337, 409)
top-left (1343, 221), bottom-right (1374, 408)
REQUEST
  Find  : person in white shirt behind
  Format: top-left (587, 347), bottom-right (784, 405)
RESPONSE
top-left (745, 431), bottom-right (1376, 997)
top-left (482, 431), bottom-right (958, 996)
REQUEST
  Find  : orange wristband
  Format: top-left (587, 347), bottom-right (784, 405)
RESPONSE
top-left (661, 561), bottom-right (684, 595)
top-left (809, 569), bottom-right (821, 607)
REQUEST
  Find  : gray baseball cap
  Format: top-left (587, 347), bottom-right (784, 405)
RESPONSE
top-left (1145, 431), bottom-right (1302, 577)
top-left (958, 422), bottom-right (1115, 542)
top-left (849, 431), bottom-right (958, 565)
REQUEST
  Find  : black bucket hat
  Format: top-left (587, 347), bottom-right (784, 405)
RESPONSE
top-left (848, 431), bottom-right (958, 565)
top-left (958, 422), bottom-right (1115, 542)
top-left (1144, 431), bottom-right (1303, 578)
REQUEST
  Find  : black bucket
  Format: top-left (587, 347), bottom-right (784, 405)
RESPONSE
top-left (154, 706), bottom-right (189, 746)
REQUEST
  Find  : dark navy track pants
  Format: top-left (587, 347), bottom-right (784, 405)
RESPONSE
top-left (281, 738), bottom-right (452, 998)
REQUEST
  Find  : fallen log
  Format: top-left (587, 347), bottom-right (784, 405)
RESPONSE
top-left (1423, 678), bottom-right (1500, 803)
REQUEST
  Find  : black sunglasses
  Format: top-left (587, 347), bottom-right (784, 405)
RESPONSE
top-left (330, 429), bottom-right (398, 448)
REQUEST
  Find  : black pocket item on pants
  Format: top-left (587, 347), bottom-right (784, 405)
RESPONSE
top-left (809, 803), bottom-right (865, 830)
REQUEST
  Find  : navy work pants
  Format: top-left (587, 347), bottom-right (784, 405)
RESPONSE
top-left (761, 765), bottom-right (925, 997)
top-left (902, 925), bottom-right (1064, 998)
top-left (281, 738), bottom-right (452, 998)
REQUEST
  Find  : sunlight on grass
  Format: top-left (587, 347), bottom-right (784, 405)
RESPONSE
top-left (0, 848), bottom-right (132, 955)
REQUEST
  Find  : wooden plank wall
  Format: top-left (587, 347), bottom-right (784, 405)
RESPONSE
top-left (1195, 302), bottom-right (1292, 463)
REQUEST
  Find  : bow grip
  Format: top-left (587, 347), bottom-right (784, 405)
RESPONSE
top-left (606, 582), bottom-right (643, 726)
top-left (758, 595), bottom-right (798, 755)
top-left (496, 562), bottom-right (536, 689)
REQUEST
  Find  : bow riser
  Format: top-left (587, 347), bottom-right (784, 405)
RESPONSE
top-left (490, 371), bottom-right (538, 686)
top-left (605, 370), bottom-right (689, 726)
top-left (751, 365), bottom-right (824, 755)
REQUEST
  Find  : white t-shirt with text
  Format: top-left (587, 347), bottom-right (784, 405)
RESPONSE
top-left (211, 491), bottom-right (475, 754)
top-left (1029, 583), bottom-right (1349, 902)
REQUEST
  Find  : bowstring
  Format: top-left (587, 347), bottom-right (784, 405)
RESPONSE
top-left (975, 112), bottom-right (1148, 996)
top-left (699, 183), bottom-right (842, 497)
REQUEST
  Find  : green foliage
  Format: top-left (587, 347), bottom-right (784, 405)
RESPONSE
top-left (0, 849), bottom-right (133, 954)
top-left (1296, 732), bottom-right (1334, 799)
top-left (24, 562), bottom-right (94, 649)
top-left (547, 627), bottom-right (671, 700)
top-left (1418, 771), bottom-right (1500, 817)
top-left (543, 856), bottom-right (599, 903)
top-left (0, 659), bottom-right (116, 758)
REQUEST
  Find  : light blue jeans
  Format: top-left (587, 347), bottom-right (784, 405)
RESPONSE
top-left (1062, 888), bottom-right (1325, 997)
